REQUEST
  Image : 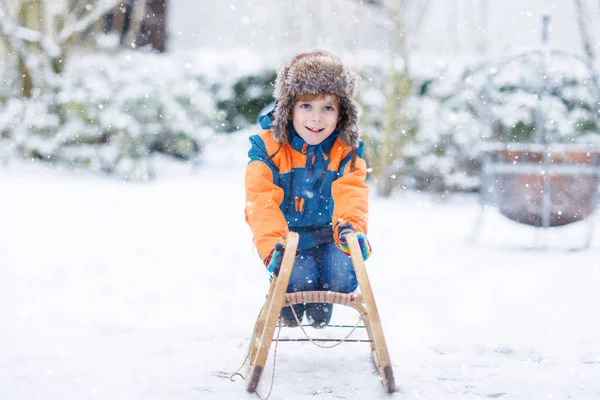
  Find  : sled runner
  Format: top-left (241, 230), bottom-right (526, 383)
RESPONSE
top-left (245, 232), bottom-right (395, 393)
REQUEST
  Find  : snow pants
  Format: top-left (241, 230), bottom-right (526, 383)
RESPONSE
top-left (280, 241), bottom-right (358, 325)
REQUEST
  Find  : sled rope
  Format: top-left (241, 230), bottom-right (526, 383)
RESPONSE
top-left (259, 310), bottom-right (363, 399)
top-left (226, 348), bottom-right (250, 382)
top-left (225, 316), bottom-right (283, 400)
top-left (253, 319), bottom-right (283, 400)
top-left (288, 304), bottom-right (366, 349)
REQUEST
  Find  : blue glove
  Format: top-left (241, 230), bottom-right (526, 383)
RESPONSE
top-left (337, 223), bottom-right (372, 261)
top-left (264, 242), bottom-right (285, 277)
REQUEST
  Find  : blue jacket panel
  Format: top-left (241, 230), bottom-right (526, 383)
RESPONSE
top-left (248, 125), bottom-right (364, 251)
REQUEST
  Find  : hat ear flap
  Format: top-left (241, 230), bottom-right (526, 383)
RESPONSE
top-left (272, 98), bottom-right (293, 143)
top-left (339, 96), bottom-right (360, 149)
top-left (273, 65), bottom-right (290, 99)
top-left (271, 64), bottom-right (294, 143)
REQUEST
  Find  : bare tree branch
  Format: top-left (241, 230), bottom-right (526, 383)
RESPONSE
top-left (62, 0), bottom-right (96, 34)
top-left (0, 0), bottom-right (119, 90)
top-left (0, 0), bottom-right (48, 90)
top-left (0, 0), bottom-right (43, 43)
top-left (58, 0), bottom-right (120, 45)
top-left (1, 0), bottom-right (64, 58)
top-left (0, 0), bottom-right (35, 58)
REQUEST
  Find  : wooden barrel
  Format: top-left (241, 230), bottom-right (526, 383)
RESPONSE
top-left (484, 146), bottom-right (600, 227)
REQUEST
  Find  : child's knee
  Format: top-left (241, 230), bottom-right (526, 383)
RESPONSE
top-left (288, 276), bottom-right (319, 292)
top-left (317, 244), bottom-right (358, 293)
top-left (286, 253), bottom-right (319, 292)
top-left (322, 274), bottom-right (358, 293)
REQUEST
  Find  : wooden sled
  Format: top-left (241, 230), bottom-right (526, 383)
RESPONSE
top-left (245, 232), bottom-right (395, 393)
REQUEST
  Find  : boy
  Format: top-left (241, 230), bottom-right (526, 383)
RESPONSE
top-left (244, 50), bottom-right (372, 328)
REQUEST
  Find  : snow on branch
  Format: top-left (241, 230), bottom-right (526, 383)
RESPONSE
top-left (0, 0), bottom-right (40, 41)
top-left (58, 0), bottom-right (120, 45)
top-left (0, 0), bottom-right (63, 90)
top-left (6, 25), bottom-right (42, 43)
top-left (0, 0), bottom-right (37, 59)
top-left (0, 1), bottom-right (58, 57)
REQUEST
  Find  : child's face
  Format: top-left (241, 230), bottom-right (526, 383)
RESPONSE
top-left (290, 93), bottom-right (340, 145)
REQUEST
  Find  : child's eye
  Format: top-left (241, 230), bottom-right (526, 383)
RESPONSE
top-left (324, 106), bottom-right (335, 112)
top-left (300, 103), bottom-right (311, 109)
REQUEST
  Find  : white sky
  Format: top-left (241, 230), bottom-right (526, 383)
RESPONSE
top-left (168, 0), bottom-right (600, 59)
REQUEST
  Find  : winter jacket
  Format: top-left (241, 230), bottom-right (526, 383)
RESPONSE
top-left (244, 124), bottom-right (369, 262)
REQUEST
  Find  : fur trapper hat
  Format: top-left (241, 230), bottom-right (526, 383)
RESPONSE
top-left (271, 51), bottom-right (361, 149)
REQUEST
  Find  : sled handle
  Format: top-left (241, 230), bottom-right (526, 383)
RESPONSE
top-left (346, 232), bottom-right (394, 392)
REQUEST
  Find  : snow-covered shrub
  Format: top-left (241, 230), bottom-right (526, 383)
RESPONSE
top-left (359, 50), bottom-right (600, 192)
top-left (482, 51), bottom-right (600, 144)
top-left (214, 70), bottom-right (277, 132)
top-left (402, 61), bottom-right (489, 191)
top-left (8, 51), bottom-right (216, 178)
top-left (186, 49), bottom-right (278, 132)
top-left (10, 96), bottom-right (61, 160)
top-left (357, 56), bottom-right (486, 192)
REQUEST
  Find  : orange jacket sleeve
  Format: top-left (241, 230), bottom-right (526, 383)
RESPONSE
top-left (245, 159), bottom-right (289, 262)
top-left (331, 154), bottom-right (369, 245)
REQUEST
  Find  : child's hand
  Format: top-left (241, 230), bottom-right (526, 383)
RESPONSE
top-left (264, 242), bottom-right (285, 277)
top-left (337, 224), bottom-right (372, 261)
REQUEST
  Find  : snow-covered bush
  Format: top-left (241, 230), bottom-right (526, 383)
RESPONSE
top-left (482, 50), bottom-right (600, 144)
top-left (61, 52), bottom-right (214, 155)
top-left (357, 57), bottom-right (487, 192)
top-left (1, 48), bottom-right (279, 178)
top-left (5, 51), bottom-right (216, 179)
top-left (185, 49), bottom-right (277, 132)
top-left (402, 61), bottom-right (489, 191)
top-left (359, 50), bottom-right (600, 192)
top-left (213, 70), bottom-right (277, 132)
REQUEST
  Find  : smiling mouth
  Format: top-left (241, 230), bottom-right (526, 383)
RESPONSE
top-left (306, 126), bottom-right (324, 133)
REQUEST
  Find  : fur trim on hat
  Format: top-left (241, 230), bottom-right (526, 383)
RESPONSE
top-left (271, 51), bottom-right (361, 149)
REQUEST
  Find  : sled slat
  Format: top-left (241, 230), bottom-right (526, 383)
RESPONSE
top-left (284, 291), bottom-right (363, 306)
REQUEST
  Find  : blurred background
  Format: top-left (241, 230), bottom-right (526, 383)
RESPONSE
top-left (1, 0), bottom-right (600, 198)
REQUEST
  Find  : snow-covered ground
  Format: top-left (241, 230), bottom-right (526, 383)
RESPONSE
top-left (1, 132), bottom-right (599, 399)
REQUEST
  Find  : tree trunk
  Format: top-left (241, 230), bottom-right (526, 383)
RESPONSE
top-left (111, 2), bottom-right (127, 35)
top-left (144, 0), bottom-right (167, 52)
top-left (377, 0), bottom-right (413, 197)
top-left (18, 57), bottom-right (33, 97)
top-left (18, 0), bottom-right (42, 97)
top-left (19, 0), bottom-right (42, 30)
top-left (123, 0), bottom-right (147, 48)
